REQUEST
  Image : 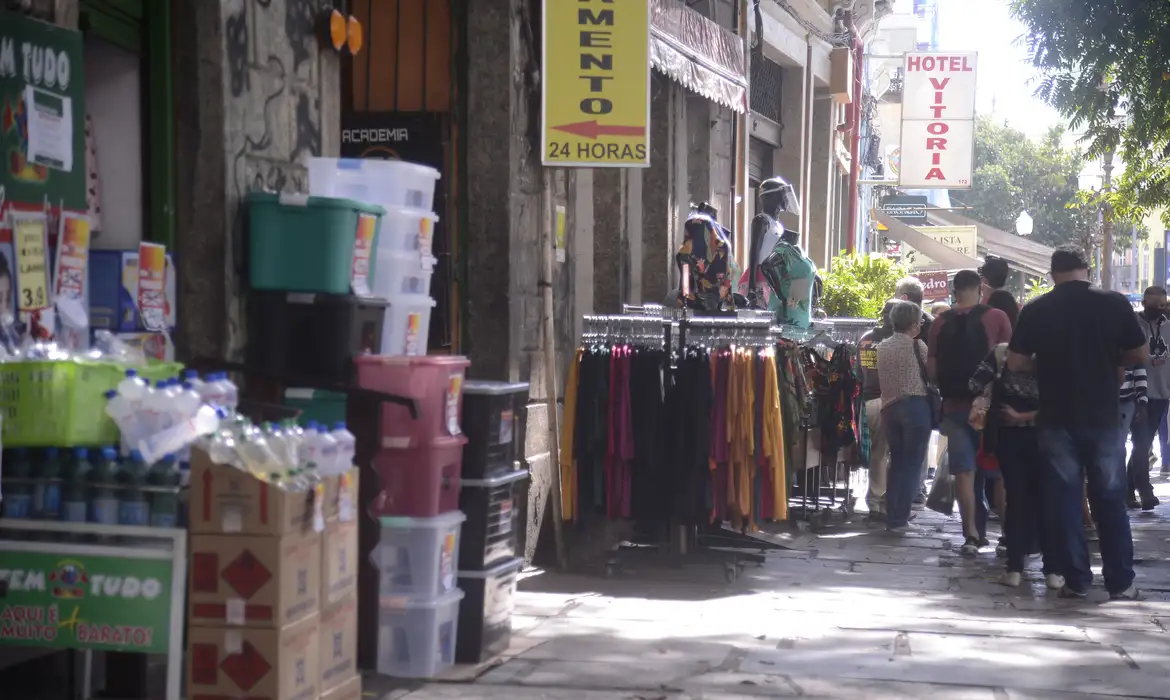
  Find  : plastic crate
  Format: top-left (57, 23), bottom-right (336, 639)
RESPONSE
top-left (247, 291), bottom-right (387, 384)
top-left (283, 388), bottom-right (347, 427)
top-left (369, 436), bottom-right (466, 518)
top-left (0, 360), bottom-right (182, 447)
top-left (380, 294), bottom-right (437, 356)
top-left (308, 157), bottom-right (441, 212)
top-left (461, 381), bottom-right (530, 479)
top-left (379, 207), bottom-right (439, 257)
top-left (354, 355), bottom-right (469, 449)
top-left (455, 558), bottom-right (523, 664)
top-left (373, 250), bottom-right (436, 299)
top-left (457, 469), bottom-right (527, 571)
top-left (376, 589), bottom-right (463, 679)
top-left (247, 192), bottom-right (384, 294)
top-left (373, 510), bottom-right (466, 598)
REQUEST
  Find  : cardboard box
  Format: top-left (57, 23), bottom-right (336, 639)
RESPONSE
top-left (319, 600), bottom-right (358, 693)
top-left (189, 450), bottom-right (323, 536)
top-left (323, 468), bottom-right (360, 522)
top-left (321, 674), bottom-right (361, 700)
top-left (188, 615), bottom-right (319, 700)
top-left (321, 519), bottom-right (358, 607)
top-left (190, 531), bottom-right (321, 628)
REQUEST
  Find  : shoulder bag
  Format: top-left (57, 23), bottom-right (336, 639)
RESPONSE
top-left (912, 340), bottom-right (942, 428)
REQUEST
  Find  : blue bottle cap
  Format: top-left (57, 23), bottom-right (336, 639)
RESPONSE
top-left (45, 447), bottom-right (59, 458)
top-left (74, 447), bottom-right (88, 459)
top-left (105, 389), bottom-right (118, 399)
top-left (102, 446), bottom-right (118, 460)
top-left (125, 368), bottom-right (138, 377)
top-left (182, 381), bottom-right (194, 391)
top-left (184, 369), bottom-right (198, 380)
top-left (130, 449), bottom-right (144, 462)
top-left (333, 422), bottom-right (347, 430)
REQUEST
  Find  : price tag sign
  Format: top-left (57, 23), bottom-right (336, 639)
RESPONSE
top-left (54, 212), bottom-right (90, 302)
top-left (12, 212), bottom-right (50, 313)
top-left (137, 242), bottom-right (167, 331)
top-left (351, 213), bottom-right (376, 297)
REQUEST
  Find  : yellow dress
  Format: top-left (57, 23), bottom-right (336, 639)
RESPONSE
top-left (762, 349), bottom-right (787, 521)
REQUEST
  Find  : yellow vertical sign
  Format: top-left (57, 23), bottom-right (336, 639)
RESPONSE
top-left (542, 0), bottom-right (651, 168)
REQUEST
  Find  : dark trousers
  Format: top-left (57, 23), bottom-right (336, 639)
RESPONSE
top-left (997, 427), bottom-right (1053, 575)
top-left (1127, 398), bottom-right (1169, 496)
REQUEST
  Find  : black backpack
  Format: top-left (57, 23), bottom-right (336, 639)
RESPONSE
top-left (935, 306), bottom-right (991, 399)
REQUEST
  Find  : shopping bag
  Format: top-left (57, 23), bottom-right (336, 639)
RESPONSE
top-left (926, 453), bottom-right (955, 516)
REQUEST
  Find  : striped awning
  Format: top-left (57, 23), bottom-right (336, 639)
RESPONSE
top-left (649, 0), bottom-right (748, 113)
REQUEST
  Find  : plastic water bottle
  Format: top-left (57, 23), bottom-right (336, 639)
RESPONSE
top-left (89, 446), bottom-right (121, 526)
top-left (148, 455), bottom-right (182, 528)
top-left (315, 426), bottom-right (340, 476)
top-left (330, 422), bottom-right (356, 474)
top-left (118, 451), bottom-right (150, 526)
top-left (138, 404), bottom-right (222, 465)
top-left (3, 448), bottom-right (34, 519)
top-left (182, 369), bottom-right (204, 396)
top-left (61, 447), bottom-right (92, 524)
top-left (34, 447), bottom-right (63, 521)
top-left (117, 368), bottom-right (150, 404)
top-left (200, 372), bottom-right (224, 408)
top-left (208, 373), bottom-right (238, 412)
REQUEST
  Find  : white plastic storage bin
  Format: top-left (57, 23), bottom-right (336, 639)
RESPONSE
top-left (374, 250), bottom-right (437, 299)
top-left (377, 589), bottom-right (464, 679)
top-left (381, 294), bottom-right (437, 356)
top-left (373, 510), bottom-right (467, 598)
top-left (380, 206), bottom-right (439, 257)
top-left (308, 157), bottom-right (441, 212)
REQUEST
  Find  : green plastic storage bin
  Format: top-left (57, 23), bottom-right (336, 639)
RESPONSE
top-left (284, 387), bottom-right (347, 427)
top-left (0, 360), bottom-right (184, 447)
top-left (248, 192), bottom-right (385, 294)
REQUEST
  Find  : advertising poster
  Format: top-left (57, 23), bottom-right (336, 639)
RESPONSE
top-left (136, 242), bottom-right (166, 332)
top-left (12, 210), bottom-right (49, 312)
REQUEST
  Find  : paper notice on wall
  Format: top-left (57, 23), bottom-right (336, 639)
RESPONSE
top-left (55, 213), bottom-right (91, 350)
top-left (24, 85), bottom-right (74, 173)
top-left (137, 242), bottom-right (167, 331)
top-left (13, 212), bottom-right (50, 312)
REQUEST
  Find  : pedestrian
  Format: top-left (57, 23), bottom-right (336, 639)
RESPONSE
top-left (895, 276), bottom-right (935, 506)
top-left (969, 342), bottom-right (1062, 589)
top-left (1007, 246), bottom-right (1145, 600)
top-left (1128, 286), bottom-right (1169, 510)
top-left (859, 299), bottom-right (899, 524)
top-left (1120, 365), bottom-right (1148, 510)
top-left (929, 269), bottom-right (1013, 557)
top-left (876, 300), bottom-right (933, 534)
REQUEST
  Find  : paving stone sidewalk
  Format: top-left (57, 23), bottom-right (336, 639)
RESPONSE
top-left (368, 476), bottom-right (1170, 700)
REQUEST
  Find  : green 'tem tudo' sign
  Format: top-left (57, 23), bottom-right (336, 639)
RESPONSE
top-left (0, 550), bottom-right (173, 654)
top-left (0, 9), bottom-right (87, 214)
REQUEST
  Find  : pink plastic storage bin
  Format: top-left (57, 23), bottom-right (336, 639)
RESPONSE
top-left (369, 436), bottom-right (467, 517)
top-left (355, 355), bottom-right (471, 449)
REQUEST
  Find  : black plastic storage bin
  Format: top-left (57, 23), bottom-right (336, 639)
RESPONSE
top-left (455, 557), bottom-right (524, 663)
top-left (461, 381), bottom-right (530, 479)
top-left (458, 469), bottom-right (529, 571)
top-left (246, 291), bottom-right (386, 384)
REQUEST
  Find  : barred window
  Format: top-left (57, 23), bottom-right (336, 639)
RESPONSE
top-left (751, 57), bottom-right (784, 126)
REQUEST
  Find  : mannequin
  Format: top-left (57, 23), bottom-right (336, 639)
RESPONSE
top-left (760, 228), bottom-right (817, 328)
top-left (739, 177), bottom-right (802, 309)
top-left (676, 202), bottom-right (740, 312)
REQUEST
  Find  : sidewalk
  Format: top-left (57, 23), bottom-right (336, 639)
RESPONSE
top-left (368, 476), bottom-right (1170, 700)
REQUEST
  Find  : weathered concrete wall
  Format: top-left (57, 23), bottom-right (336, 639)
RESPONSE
top-left (808, 89), bottom-right (834, 268)
top-left (174, 0), bottom-right (340, 362)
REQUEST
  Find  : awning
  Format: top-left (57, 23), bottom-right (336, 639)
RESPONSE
top-left (874, 212), bottom-right (980, 269)
top-left (650, 0), bottom-right (748, 113)
top-left (927, 209), bottom-right (1055, 277)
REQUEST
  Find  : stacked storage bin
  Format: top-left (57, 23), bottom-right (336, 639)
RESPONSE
top-left (355, 354), bottom-right (471, 678)
top-left (308, 158), bottom-right (442, 356)
top-left (455, 381), bottom-right (531, 663)
top-left (245, 191), bottom-right (389, 393)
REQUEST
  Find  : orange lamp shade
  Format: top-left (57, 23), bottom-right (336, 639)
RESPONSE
top-left (328, 9), bottom-right (346, 52)
top-left (346, 15), bottom-right (363, 55)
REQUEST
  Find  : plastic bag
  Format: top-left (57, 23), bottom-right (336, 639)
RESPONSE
top-left (926, 452), bottom-right (955, 516)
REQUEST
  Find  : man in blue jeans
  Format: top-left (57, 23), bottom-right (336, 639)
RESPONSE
top-left (929, 270), bottom-right (1013, 556)
top-left (1008, 247), bottom-right (1146, 600)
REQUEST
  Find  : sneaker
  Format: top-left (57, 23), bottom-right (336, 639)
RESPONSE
top-left (998, 571), bottom-right (1022, 588)
top-left (886, 523), bottom-right (922, 535)
top-left (912, 492), bottom-right (926, 510)
top-left (1084, 525), bottom-right (1099, 542)
top-left (1127, 492), bottom-right (1141, 509)
top-left (1045, 573), bottom-right (1066, 590)
top-left (1141, 493), bottom-right (1161, 511)
top-left (960, 536), bottom-right (980, 557)
top-left (996, 543), bottom-right (1008, 559)
top-left (978, 536), bottom-right (991, 548)
top-left (1057, 585), bottom-right (1088, 599)
top-left (1110, 584), bottom-right (1142, 601)
top-left (928, 466), bottom-right (937, 480)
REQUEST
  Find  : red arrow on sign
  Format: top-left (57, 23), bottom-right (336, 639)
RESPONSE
top-left (220, 641), bottom-right (271, 691)
top-left (552, 121), bottom-right (646, 140)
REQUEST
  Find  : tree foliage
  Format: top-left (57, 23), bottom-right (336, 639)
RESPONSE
top-left (950, 118), bottom-right (1145, 254)
top-left (821, 253), bottom-right (907, 319)
top-left (1010, 0), bottom-right (1170, 227)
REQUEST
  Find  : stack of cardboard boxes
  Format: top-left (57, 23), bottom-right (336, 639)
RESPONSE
top-left (187, 449), bottom-right (361, 700)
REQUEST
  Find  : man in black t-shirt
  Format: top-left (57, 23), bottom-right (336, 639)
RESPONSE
top-left (1008, 247), bottom-right (1147, 600)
